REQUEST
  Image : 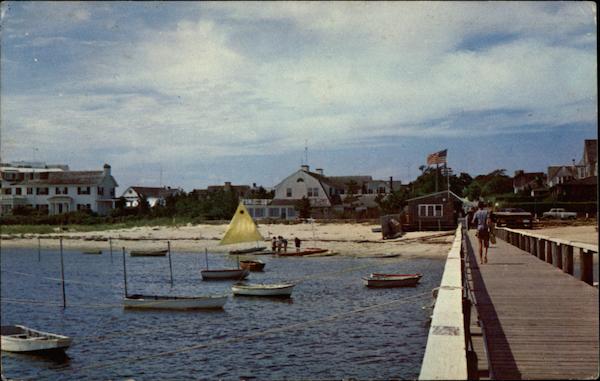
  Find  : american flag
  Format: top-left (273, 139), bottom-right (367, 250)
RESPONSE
top-left (427, 149), bottom-right (447, 165)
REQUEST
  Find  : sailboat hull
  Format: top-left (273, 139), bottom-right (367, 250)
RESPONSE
top-left (123, 294), bottom-right (228, 309)
top-left (201, 269), bottom-right (250, 280)
top-left (232, 283), bottom-right (295, 297)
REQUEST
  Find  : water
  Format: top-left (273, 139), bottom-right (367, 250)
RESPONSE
top-left (1, 247), bottom-right (445, 380)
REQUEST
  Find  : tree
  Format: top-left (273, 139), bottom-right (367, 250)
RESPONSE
top-left (375, 187), bottom-right (409, 215)
top-left (295, 196), bottom-right (312, 219)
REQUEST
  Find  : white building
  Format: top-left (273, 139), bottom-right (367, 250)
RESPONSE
top-left (121, 186), bottom-right (181, 208)
top-left (244, 165), bottom-right (404, 220)
top-left (0, 163), bottom-right (118, 216)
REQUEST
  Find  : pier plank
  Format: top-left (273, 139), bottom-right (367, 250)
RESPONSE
top-left (466, 230), bottom-right (599, 380)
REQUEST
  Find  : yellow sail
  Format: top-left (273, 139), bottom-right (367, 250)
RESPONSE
top-left (219, 203), bottom-right (264, 246)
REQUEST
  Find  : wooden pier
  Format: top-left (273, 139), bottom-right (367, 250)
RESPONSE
top-left (465, 228), bottom-right (598, 379)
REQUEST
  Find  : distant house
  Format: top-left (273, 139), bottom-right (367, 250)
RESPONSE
top-left (550, 176), bottom-right (597, 202)
top-left (193, 182), bottom-right (252, 199)
top-left (121, 186), bottom-right (181, 208)
top-left (577, 139), bottom-right (597, 179)
top-left (0, 163), bottom-right (118, 216)
top-left (404, 190), bottom-right (465, 231)
top-left (513, 170), bottom-right (546, 194)
top-left (547, 165), bottom-right (577, 188)
top-left (244, 165), bottom-right (405, 220)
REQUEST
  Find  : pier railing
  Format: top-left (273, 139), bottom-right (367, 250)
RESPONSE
top-left (494, 227), bottom-right (598, 285)
top-left (419, 224), bottom-right (468, 380)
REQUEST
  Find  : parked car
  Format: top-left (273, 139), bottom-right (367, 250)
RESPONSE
top-left (493, 208), bottom-right (533, 228)
top-left (542, 208), bottom-right (577, 220)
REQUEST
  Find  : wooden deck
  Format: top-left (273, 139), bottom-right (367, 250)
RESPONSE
top-left (465, 229), bottom-right (599, 380)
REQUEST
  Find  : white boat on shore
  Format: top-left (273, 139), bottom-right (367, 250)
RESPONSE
top-left (1, 325), bottom-right (72, 353)
top-left (123, 294), bottom-right (228, 310)
top-left (231, 283), bottom-right (295, 297)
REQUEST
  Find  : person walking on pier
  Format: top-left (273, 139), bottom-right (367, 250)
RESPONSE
top-left (472, 201), bottom-right (491, 264)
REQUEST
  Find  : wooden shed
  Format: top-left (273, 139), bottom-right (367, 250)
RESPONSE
top-left (404, 190), bottom-right (465, 231)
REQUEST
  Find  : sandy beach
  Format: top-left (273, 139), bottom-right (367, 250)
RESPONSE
top-left (1, 223), bottom-right (596, 258)
top-left (1, 222), bottom-right (456, 259)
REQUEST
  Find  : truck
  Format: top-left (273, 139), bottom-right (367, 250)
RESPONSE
top-left (542, 208), bottom-right (577, 220)
top-left (493, 208), bottom-right (533, 228)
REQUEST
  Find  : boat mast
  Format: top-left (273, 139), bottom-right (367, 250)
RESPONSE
top-left (122, 247), bottom-right (128, 298)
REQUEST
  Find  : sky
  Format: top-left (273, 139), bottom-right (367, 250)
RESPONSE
top-left (0, 1), bottom-right (597, 192)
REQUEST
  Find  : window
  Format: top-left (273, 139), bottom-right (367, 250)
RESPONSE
top-left (36, 187), bottom-right (49, 195)
top-left (15, 188), bottom-right (22, 195)
top-left (269, 208), bottom-right (280, 218)
top-left (307, 187), bottom-right (319, 197)
top-left (98, 187), bottom-right (104, 195)
top-left (27, 188), bottom-right (33, 195)
top-left (286, 188), bottom-right (292, 197)
top-left (110, 188), bottom-right (115, 197)
top-left (418, 204), bottom-right (443, 217)
top-left (3, 188), bottom-right (12, 195)
top-left (296, 178), bottom-right (304, 182)
top-left (254, 208), bottom-right (265, 218)
top-left (78, 187), bottom-right (91, 195)
top-left (55, 187), bottom-right (68, 195)
top-left (287, 208), bottom-right (296, 218)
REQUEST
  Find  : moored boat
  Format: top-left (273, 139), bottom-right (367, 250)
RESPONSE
top-left (1, 325), bottom-right (72, 353)
top-left (130, 249), bottom-right (168, 257)
top-left (82, 250), bottom-right (102, 255)
top-left (229, 246), bottom-right (267, 255)
top-left (123, 294), bottom-right (228, 310)
top-left (201, 268), bottom-right (250, 280)
top-left (277, 248), bottom-right (329, 257)
top-left (362, 273), bottom-right (422, 288)
top-left (231, 283), bottom-right (295, 297)
top-left (239, 260), bottom-right (265, 271)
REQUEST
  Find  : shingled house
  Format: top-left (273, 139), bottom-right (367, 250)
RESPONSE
top-left (403, 190), bottom-right (465, 231)
top-left (0, 163), bottom-right (118, 215)
top-left (121, 186), bottom-right (182, 208)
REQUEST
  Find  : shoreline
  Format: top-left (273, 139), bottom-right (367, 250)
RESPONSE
top-left (1, 223), bottom-right (596, 259)
top-left (1, 222), bottom-right (456, 259)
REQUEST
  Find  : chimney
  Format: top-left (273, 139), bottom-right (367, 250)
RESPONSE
top-left (389, 176), bottom-right (393, 192)
top-left (301, 165), bottom-right (309, 172)
top-left (103, 163), bottom-right (111, 176)
top-left (224, 181), bottom-right (232, 191)
top-left (316, 168), bottom-right (323, 175)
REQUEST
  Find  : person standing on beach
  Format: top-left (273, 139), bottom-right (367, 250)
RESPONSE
top-left (276, 236), bottom-right (283, 253)
top-left (472, 201), bottom-right (490, 264)
top-left (294, 237), bottom-right (301, 252)
top-left (272, 236), bottom-right (277, 252)
top-left (282, 237), bottom-right (288, 252)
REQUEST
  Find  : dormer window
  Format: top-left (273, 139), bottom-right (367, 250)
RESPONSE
top-left (296, 178), bottom-right (304, 182)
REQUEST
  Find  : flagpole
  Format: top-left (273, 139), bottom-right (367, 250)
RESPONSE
top-left (435, 163), bottom-right (439, 192)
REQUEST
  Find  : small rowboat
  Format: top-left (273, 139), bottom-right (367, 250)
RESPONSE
top-left (201, 269), bottom-right (250, 281)
top-left (229, 246), bottom-right (267, 255)
top-left (1, 325), bottom-right (72, 353)
top-left (82, 250), bottom-right (102, 255)
top-left (362, 273), bottom-right (422, 288)
top-left (240, 260), bottom-right (265, 271)
top-left (129, 249), bottom-right (168, 257)
top-left (231, 283), bottom-right (295, 297)
top-left (123, 294), bottom-right (228, 310)
top-left (277, 248), bottom-right (329, 257)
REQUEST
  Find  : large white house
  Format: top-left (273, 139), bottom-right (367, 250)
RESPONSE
top-left (244, 165), bottom-right (404, 220)
top-left (0, 162), bottom-right (118, 216)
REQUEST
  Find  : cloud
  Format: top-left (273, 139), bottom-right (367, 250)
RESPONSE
top-left (1, 2), bottom-right (596, 188)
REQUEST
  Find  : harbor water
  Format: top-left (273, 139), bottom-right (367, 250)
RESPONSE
top-left (1, 247), bottom-right (445, 380)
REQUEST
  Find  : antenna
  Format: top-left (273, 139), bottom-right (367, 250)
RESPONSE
top-left (304, 140), bottom-right (308, 165)
top-left (159, 164), bottom-right (163, 187)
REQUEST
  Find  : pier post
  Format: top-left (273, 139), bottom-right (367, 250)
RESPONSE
top-left (580, 248), bottom-right (593, 285)
top-left (545, 240), bottom-right (553, 264)
top-left (552, 242), bottom-right (563, 269)
top-left (530, 237), bottom-right (536, 256)
top-left (562, 245), bottom-right (573, 275)
top-left (537, 239), bottom-right (546, 261)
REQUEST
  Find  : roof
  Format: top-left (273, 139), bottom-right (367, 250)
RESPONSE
top-left (559, 176), bottom-right (598, 186)
top-left (582, 139), bottom-right (597, 165)
top-left (406, 190), bottom-right (464, 202)
top-left (14, 171), bottom-right (108, 186)
top-left (547, 166), bottom-right (576, 181)
top-left (130, 186), bottom-right (180, 198)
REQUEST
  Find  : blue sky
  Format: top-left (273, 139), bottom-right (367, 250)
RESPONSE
top-left (1, 2), bottom-right (597, 191)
